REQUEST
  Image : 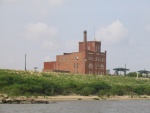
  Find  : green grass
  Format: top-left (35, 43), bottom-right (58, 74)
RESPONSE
top-left (0, 69), bottom-right (150, 97)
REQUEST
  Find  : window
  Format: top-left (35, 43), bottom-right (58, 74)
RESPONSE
top-left (97, 64), bottom-right (100, 68)
top-left (88, 46), bottom-right (90, 51)
top-left (95, 64), bottom-right (97, 69)
top-left (103, 58), bottom-right (105, 62)
top-left (101, 64), bottom-right (104, 70)
top-left (77, 63), bottom-right (78, 68)
top-left (74, 63), bottom-right (76, 68)
top-left (89, 71), bottom-right (93, 74)
top-left (89, 57), bottom-right (93, 60)
top-left (101, 58), bottom-right (105, 62)
top-left (77, 57), bottom-right (79, 60)
top-left (88, 63), bottom-right (93, 69)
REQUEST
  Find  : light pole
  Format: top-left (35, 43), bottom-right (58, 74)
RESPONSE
top-left (25, 54), bottom-right (27, 71)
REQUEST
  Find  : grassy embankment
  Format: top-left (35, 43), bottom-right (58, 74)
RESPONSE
top-left (0, 69), bottom-right (150, 98)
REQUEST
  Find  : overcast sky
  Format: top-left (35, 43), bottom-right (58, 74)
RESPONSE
top-left (0, 0), bottom-right (150, 73)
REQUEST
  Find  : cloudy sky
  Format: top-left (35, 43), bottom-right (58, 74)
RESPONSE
top-left (0, 0), bottom-right (150, 73)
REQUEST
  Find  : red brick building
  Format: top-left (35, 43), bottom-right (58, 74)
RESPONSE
top-left (43, 31), bottom-right (107, 75)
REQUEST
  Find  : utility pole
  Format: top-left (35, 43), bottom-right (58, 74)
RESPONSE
top-left (25, 54), bottom-right (27, 71)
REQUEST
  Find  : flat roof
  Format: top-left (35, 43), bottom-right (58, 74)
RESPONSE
top-left (138, 70), bottom-right (149, 73)
top-left (113, 67), bottom-right (129, 71)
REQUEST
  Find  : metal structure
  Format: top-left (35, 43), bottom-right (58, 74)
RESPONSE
top-left (113, 67), bottom-right (129, 76)
top-left (138, 70), bottom-right (150, 78)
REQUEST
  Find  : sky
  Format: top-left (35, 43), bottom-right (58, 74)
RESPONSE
top-left (0, 0), bottom-right (150, 73)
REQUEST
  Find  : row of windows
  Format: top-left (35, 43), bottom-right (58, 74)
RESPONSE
top-left (73, 71), bottom-right (104, 75)
top-left (89, 71), bottom-right (104, 75)
top-left (74, 63), bottom-right (104, 69)
top-left (89, 63), bottom-right (104, 69)
top-left (59, 57), bottom-right (79, 62)
top-left (88, 53), bottom-right (105, 56)
top-left (88, 46), bottom-right (100, 51)
top-left (59, 56), bottom-right (105, 62)
top-left (88, 57), bottom-right (105, 62)
top-left (95, 46), bottom-right (100, 51)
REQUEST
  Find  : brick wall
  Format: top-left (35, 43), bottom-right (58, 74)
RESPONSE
top-left (43, 31), bottom-right (107, 75)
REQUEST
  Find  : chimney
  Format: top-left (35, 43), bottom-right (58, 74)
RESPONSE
top-left (83, 30), bottom-right (87, 51)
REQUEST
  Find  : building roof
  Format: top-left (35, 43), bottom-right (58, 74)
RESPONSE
top-left (138, 70), bottom-right (149, 74)
top-left (113, 67), bottom-right (129, 71)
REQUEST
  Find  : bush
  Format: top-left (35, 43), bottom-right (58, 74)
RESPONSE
top-left (1, 69), bottom-right (150, 97)
top-left (81, 87), bottom-right (95, 96)
top-left (134, 85), bottom-right (145, 95)
top-left (127, 72), bottom-right (142, 77)
top-left (111, 85), bottom-right (125, 96)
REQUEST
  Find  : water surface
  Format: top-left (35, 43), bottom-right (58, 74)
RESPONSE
top-left (0, 100), bottom-right (150, 113)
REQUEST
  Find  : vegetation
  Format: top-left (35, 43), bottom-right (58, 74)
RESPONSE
top-left (127, 72), bottom-right (142, 77)
top-left (0, 69), bottom-right (150, 97)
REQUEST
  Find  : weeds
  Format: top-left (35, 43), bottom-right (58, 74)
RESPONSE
top-left (0, 69), bottom-right (150, 97)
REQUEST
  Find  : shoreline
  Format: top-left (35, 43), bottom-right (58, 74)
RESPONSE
top-left (36, 95), bottom-right (150, 101)
top-left (1, 94), bottom-right (150, 104)
top-left (2, 95), bottom-right (150, 101)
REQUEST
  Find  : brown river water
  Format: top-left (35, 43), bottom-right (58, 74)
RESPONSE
top-left (0, 100), bottom-right (150, 113)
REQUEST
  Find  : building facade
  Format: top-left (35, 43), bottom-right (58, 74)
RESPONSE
top-left (43, 31), bottom-right (107, 75)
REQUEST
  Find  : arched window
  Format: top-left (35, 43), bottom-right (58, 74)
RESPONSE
top-left (97, 64), bottom-right (100, 68)
top-left (88, 63), bottom-right (93, 69)
top-left (95, 64), bottom-right (97, 69)
top-left (88, 46), bottom-right (90, 51)
top-left (101, 64), bottom-right (104, 70)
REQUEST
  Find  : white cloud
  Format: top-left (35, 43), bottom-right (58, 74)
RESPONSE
top-left (96, 20), bottom-right (128, 45)
top-left (24, 23), bottom-right (57, 41)
top-left (1, 0), bottom-right (20, 3)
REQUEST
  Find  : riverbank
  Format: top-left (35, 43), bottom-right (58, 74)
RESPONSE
top-left (29, 95), bottom-right (150, 101)
top-left (1, 69), bottom-right (150, 99)
top-left (1, 94), bottom-right (150, 102)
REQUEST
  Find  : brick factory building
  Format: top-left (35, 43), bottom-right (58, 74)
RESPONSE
top-left (43, 31), bottom-right (107, 75)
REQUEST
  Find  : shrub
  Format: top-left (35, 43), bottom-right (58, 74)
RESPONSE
top-left (134, 85), bottom-right (145, 95)
top-left (111, 85), bottom-right (125, 96)
top-left (81, 87), bottom-right (95, 96)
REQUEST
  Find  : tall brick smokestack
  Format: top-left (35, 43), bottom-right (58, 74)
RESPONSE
top-left (83, 30), bottom-right (87, 51)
